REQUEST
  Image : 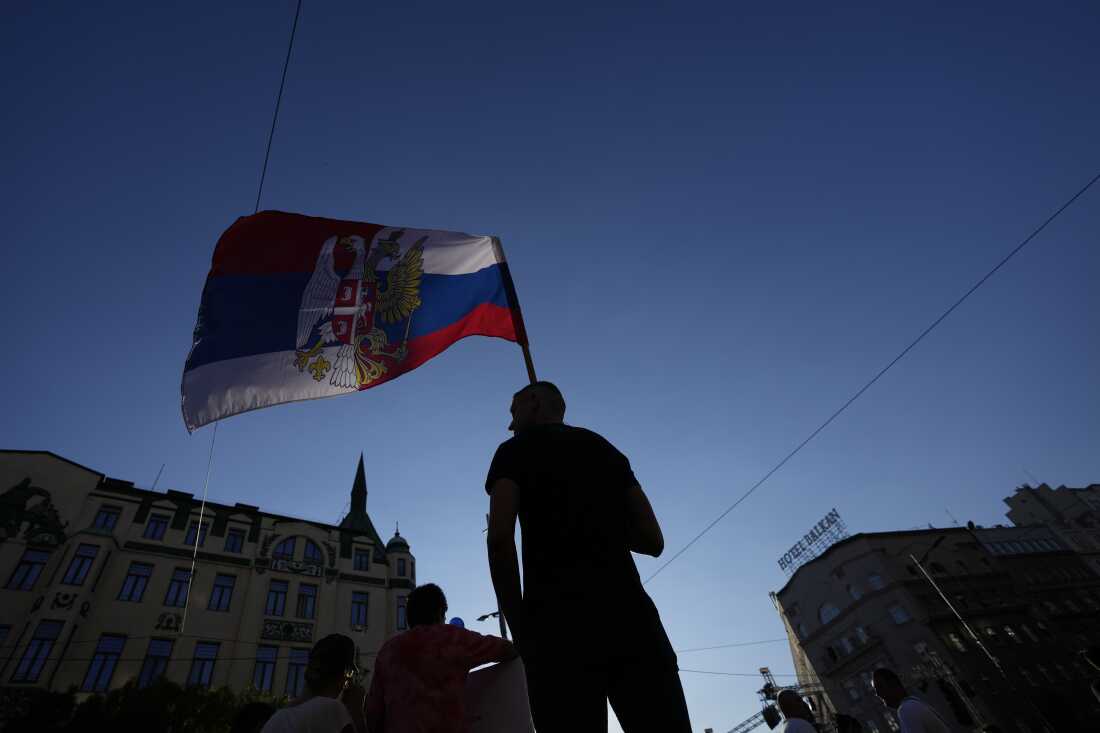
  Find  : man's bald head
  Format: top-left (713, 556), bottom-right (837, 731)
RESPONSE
top-left (508, 381), bottom-right (566, 432)
top-left (776, 690), bottom-right (812, 721)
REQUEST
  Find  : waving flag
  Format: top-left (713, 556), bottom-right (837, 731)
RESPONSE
top-left (182, 211), bottom-right (529, 431)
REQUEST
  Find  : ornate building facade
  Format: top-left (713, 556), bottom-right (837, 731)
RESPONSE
top-left (0, 450), bottom-right (415, 697)
top-left (773, 525), bottom-right (1100, 732)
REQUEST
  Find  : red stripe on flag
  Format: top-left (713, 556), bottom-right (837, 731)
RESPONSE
top-left (357, 302), bottom-right (519, 391)
top-left (210, 211), bottom-right (385, 276)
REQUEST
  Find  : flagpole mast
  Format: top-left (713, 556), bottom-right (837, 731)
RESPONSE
top-left (492, 237), bottom-right (537, 385)
top-left (521, 343), bottom-right (537, 385)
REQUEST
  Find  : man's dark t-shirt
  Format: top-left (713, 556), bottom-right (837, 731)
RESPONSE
top-left (485, 424), bottom-right (654, 620)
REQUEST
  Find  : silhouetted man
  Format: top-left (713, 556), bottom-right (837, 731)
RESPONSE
top-left (365, 583), bottom-right (516, 733)
top-left (776, 690), bottom-right (817, 732)
top-left (872, 668), bottom-right (951, 733)
top-left (486, 381), bottom-right (692, 733)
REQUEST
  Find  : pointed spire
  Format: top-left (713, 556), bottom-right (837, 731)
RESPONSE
top-left (351, 453), bottom-right (367, 515)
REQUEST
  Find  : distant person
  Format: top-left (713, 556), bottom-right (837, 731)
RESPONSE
top-left (233, 702), bottom-right (275, 733)
top-left (365, 583), bottom-right (517, 733)
top-left (261, 634), bottom-right (366, 733)
top-left (486, 381), bottom-right (692, 733)
top-left (872, 668), bottom-right (951, 733)
top-left (776, 690), bottom-right (817, 732)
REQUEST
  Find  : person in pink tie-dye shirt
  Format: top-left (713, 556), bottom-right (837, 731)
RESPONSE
top-left (365, 584), bottom-right (516, 733)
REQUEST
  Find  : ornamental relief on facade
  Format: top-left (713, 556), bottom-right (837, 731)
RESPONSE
top-left (261, 620), bottom-right (313, 643)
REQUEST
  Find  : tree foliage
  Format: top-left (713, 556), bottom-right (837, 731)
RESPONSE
top-left (0, 681), bottom-right (284, 733)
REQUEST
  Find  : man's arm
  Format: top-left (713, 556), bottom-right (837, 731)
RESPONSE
top-left (625, 483), bottom-right (664, 556)
top-left (487, 478), bottom-right (525, 642)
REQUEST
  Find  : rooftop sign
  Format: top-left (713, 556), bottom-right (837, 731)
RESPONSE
top-left (777, 508), bottom-right (849, 576)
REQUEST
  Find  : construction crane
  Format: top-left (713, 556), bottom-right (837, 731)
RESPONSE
top-left (724, 667), bottom-right (830, 733)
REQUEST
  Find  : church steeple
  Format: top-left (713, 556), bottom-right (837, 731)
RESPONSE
top-left (351, 452), bottom-right (367, 515)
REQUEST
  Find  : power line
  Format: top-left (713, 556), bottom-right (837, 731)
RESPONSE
top-left (254, 0), bottom-right (303, 215)
top-left (643, 169), bottom-right (1100, 585)
top-left (679, 668), bottom-right (799, 678)
top-left (675, 639), bottom-right (788, 654)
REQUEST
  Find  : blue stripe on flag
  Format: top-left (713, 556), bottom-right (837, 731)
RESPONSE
top-left (185, 265), bottom-right (510, 370)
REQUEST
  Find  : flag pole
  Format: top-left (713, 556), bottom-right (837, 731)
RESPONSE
top-left (492, 237), bottom-right (537, 385)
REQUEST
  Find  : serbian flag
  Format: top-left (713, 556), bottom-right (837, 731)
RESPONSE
top-left (181, 211), bottom-right (528, 431)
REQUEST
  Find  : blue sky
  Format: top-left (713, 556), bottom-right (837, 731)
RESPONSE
top-left (2, 1), bottom-right (1098, 729)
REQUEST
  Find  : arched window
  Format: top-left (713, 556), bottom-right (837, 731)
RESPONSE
top-left (303, 540), bottom-right (323, 563)
top-left (819, 603), bottom-right (840, 625)
top-left (273, 537), bottom-right (296, 560)
top-left (847, 585), bottom-right (862, 601)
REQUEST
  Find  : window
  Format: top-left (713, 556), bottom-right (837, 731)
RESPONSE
top-left (398, 558), bottom-right (407, 577)
top-left (303, 540), bottom-right (323, 563)
top-left (946, 632), bottom-right (967, 652)
top-left (1003, 625), bottom-right (1022, 644)
top-left (208, 574), bottom-right (236, 612)
top-left (819, 603), bottom-right (841, 625)
top-left (188, 642), bottom-right (219, 688)
top-left (1020, 667), bottom-right (1036, 685)
top-left (164, 568), bottom-right (192, 607)
top-left (12, 620), bottom-right (64, 683)
top-left (887, 604), bottom-right (911, 625)
top-left (1064, 598), bottom-right (1082, 613)
top-left (93, 506), bottom-right (120, 531)
top-left (1019, 623), bottom-right (1039, 642)
top-left (844, 680), bottom-right (862, 700)
top-left (983, 626), bottom-right (999, 644)
top-left (354, 548), bottom-right (370, 571)
top-left (847, 585), bottom-right (862, 601)
top-left (885, 715), bottom-right (900, 732)
top-left (7, 549), bottom-right (49, 590)
top-left (266, 580), bottom-right (288, 616)
top-left (797, 623), bottom-right (808, 640)
top-left (224, 529), bottom-right (245, 553)
top-left (287, 648), bottom-right (308, 696)
top-left (296, 584), bottom-right (317, 619)
top-left (138, 639), bottom-right (173, 688)
top-left (144, 514), bottom-right (170, 540)
top-left (397, 596), bottom-right (408, 630)
top-left (273, 537), bottom-right (296, 560)
top-left (351, 592), bottom-right (369, 626)
top-left (253, 645), bottom-right (277, 692)
top-left (867, 574), bottom-right (885, 590)
top-left (1053, 662), bottom-right (1072, 680)
top-left (1036, 664), bottom-right (1054, 683)
top-left (854, 626), bottom-right (870, 643)
top-left (184, 521), bottom-right (208, 547)
top-left (62, 544), bottom-right (99, 585)
top-left (839, 636), bottom-right (854, 654)
top-left (82, 634), bottom-right (125, 692)
top-left (118, 562), bottom-right (153, 602)
top-left (864, 721), bottom-right (880, 733)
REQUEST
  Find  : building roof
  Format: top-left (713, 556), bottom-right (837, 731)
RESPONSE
top-left (774, 526), bottom-right (972, 596)
top-left (386, 527), bottom-right (410, 551)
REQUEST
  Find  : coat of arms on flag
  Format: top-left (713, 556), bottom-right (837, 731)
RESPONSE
top-left (293, 229), bottom-right (424, 389)
top-left (181, 211), bottom-right (529, 432)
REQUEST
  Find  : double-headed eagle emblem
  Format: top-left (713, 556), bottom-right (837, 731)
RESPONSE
top-left (294, 229), bottom-right (424, 389)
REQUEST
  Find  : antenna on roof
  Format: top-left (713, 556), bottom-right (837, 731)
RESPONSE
top-left (945, 508), bottom-right (960, 527)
